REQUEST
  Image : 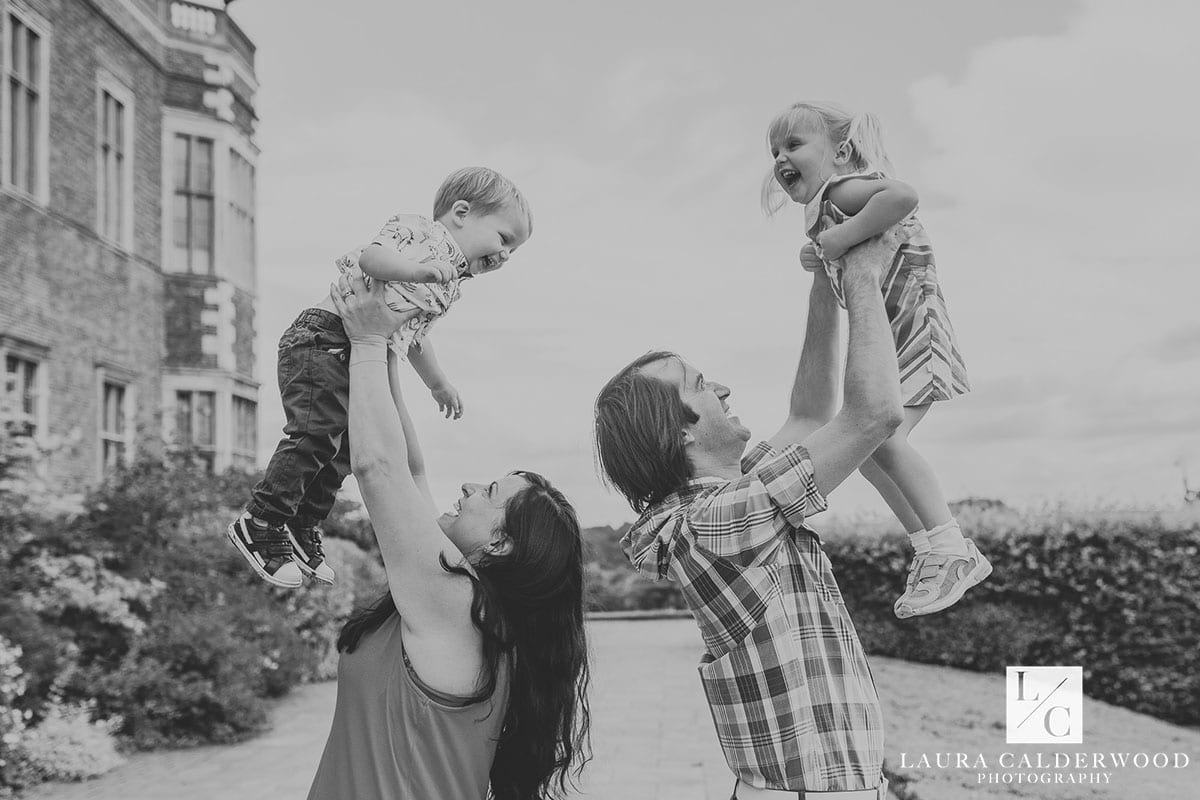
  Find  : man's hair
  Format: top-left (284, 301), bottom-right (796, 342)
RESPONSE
top-left (433, 166), bottom-right (532, 233)
top-left (593, 351), bottom-right (699, 514)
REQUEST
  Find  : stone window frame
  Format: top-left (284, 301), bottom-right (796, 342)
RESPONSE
top-left (1, 336), bottom-right (49, 444)
top-left (95, 72), bottom-right (136, 249)
top-left (230, 390), bottom-right (256, 468)
top-left (95, 364), bottom-right (137, 479)
top-left (173, 387), bottom-right (217, 472)
top-left (1, 1), bottom-right (52, 205)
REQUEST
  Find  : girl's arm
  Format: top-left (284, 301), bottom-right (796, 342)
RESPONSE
top-left (332, 277), bottom-right (476, 640)
top-left (818, 177), bottom-right (918, 261)
top-left (359, 244), bottom-right (457, 284)
top-left (409, 338), bottom-right (463, 420)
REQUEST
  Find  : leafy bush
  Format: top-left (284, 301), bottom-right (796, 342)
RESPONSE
top-left (582, 506), bottom-right (1200, 725)
top-left (282, 536), bottom-right (386, 681)
top-left (583, 525), bottom-right (686, 612)
top-left (0, 431), bottom-right (386, 789)
top-left (820, 504), bottom-right (1200, 725)
top-left (0, 636), bottom-right (35, 796)
top-left (16, 701), bottom-right (123, 782)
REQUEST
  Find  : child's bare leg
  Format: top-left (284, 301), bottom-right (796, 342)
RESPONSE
top-left (859, 456), bottom-right (924, 534)
top-left (874, 405), bottom-right (992, 617)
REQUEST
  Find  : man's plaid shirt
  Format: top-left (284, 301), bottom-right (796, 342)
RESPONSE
top-left (621, 441), bottom-right (885, 792)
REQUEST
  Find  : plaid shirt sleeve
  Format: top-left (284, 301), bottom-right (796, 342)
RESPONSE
top-left (689, 442), bottom-right (827, 565)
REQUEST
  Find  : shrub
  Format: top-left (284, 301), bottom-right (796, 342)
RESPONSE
top-left (820, 505), bottom-right (1200, 725)
top-left (583, 506), bottom-right (1200, 725)
top-left (16, 701), bottom-right (123, 782)
top-left (0, 637), bottom-right (34, 796)
top-left (583, 525), bottom-right (685, 612)
top-left (285, 536), bottom-right (386, 680)
top-left (84, 599), bottom-right (307, 749)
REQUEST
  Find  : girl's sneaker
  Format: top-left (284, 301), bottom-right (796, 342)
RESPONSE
top-left (894, 539), bottom-right (992, 619)
top-left (287, 525), bottom-right (335, 585)
top-left (227, 512), bottom-right (303, 588)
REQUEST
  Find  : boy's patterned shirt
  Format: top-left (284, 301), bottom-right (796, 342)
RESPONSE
top-left (621, 441), bottom-right (885, 792)
top-left (335, 213), bottom-right (469, 358)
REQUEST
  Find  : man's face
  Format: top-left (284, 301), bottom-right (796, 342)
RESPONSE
top-left (642, 356), bottom-right (751, 464)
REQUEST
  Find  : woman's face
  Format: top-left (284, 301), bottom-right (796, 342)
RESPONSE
top-left (438, 473), bottom-right (531, 557)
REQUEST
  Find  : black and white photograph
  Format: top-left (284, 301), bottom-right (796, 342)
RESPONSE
top-left (1, 1), bottom-right (1197, 798)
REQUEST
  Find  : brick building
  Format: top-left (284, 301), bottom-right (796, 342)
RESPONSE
top-left (0, 0), bottom-right (259, 488)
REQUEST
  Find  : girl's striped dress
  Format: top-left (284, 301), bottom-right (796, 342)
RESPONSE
top-left (804, 171), bottom-right (970, 406)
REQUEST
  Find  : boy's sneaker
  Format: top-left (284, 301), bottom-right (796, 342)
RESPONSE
top-left (227, 512), bottom-right (303, 588)
top-left (287, 525), bottom-right (335, 585)
top-left (894, 538), bottom-right (992, 619)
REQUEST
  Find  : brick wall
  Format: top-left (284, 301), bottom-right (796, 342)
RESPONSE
top-left (0, 196), bottom-right (164, 488)
top-left (1, 0), bottom-right (259, 490)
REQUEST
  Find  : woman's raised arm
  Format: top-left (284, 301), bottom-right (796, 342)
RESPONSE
top-left (330, 274), bottom-right (475, 635)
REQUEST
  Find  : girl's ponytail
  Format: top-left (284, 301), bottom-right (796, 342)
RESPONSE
top-left (843, 112), bottom-right (895, 176)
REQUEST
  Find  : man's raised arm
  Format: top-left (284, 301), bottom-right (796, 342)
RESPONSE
top-left (769, 268), bottom-right (842, 450)
top-left (797, 233), bottom-right (904, 497)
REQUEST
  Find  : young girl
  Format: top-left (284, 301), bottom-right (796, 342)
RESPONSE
top-left (227, 167), bottom-right (532, 589)
top-left (763, 101), bottom-right (991, 618)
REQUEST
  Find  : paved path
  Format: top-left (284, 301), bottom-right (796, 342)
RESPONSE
top-left (24, 618), bottom-right (1200, 800)
top-left (24, 618), bottom-right (732, 800)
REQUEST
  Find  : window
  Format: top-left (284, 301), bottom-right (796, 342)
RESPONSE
top-left (97, 83), bottom-right (133, 246)
top-left (232, 394), bottom-right (256, 468)
top-left (228, 149), bottom-right (255, 285)
top-left (3, 353), bottom-right (41, 437)
top-left (99, 380), bottom-right (130, 476)
top-left (171, 134), bottom-right (214, 273)
top-left (175, 389), bottom-right (215, 470)
top-left (3, 7), bottom-right (49, 200)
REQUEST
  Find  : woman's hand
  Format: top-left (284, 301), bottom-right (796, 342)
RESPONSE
top-left (330, 273), bottom-right (419, 342)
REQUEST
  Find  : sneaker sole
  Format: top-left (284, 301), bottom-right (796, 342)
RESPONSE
top-left (285, 529), bottom-right (335, 585)
top-left (227, 521), bottom-right (303, 588)
top-left (896, 556), bottom-right (993, 619)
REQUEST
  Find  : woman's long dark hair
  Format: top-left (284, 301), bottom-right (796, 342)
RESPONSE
top-left (337, 470), bottom-right (591, 800)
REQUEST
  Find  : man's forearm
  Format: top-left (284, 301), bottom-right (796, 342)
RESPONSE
top-left (789, 274), bottom-right (841, 422)
top-left (841, 270), bottom-right (902, 425)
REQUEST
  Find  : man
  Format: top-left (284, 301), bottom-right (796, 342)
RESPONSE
top-left (594, 231), bottom-right (907, 799)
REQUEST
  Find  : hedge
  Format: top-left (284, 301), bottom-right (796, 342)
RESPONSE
top-left (583, 504), bottom-right (1200, 725)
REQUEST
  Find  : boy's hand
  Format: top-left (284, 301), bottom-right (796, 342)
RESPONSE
top-left (430, 384), bottom-right (463, 419)
top-left (415, 260), bottom-right (458, 284)
top-left (815, 223), bottom-right (854, 262)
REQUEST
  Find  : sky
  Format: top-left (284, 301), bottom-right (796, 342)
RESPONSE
top-left (229, 0), bottom-right (1200, 527)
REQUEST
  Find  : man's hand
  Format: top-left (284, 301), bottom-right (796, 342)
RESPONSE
top-left (799, 241), bottom-right (825, 272)
top-left (430, 384), bottom-right (463, 420)
top-left (838, 226), bottom-right (901, 283)
top-left (815, 224), bottom-right (855, 262)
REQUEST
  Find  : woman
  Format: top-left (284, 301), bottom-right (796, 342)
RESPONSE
top-left (307, 272), bottom-right (591, 799)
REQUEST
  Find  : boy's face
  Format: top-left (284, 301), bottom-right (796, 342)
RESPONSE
top-left (447, 201), bottom-right (531, 276)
